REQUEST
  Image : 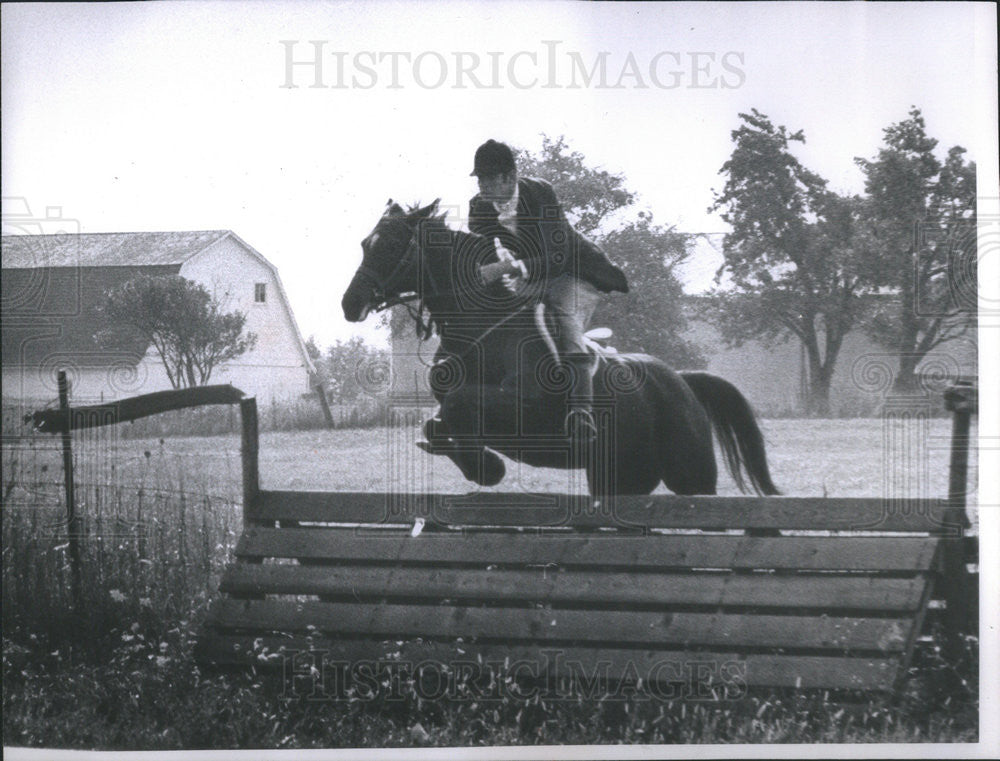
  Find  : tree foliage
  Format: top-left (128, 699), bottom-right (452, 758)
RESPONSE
top-left (99, 275), bottom-right (257, 389)
top-left (592, 213), bottom-right (704, 367)
top-left (516, 135), bottom-right (636, 238)
top-left (706, 109), bottom-right (877, 414)
top-left (855, 107), bottom-right (977, 390)
top-left (311, 335), bottom-right (391, 402)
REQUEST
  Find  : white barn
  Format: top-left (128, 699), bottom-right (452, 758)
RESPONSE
top-left (2, 230), bottom-right (315, 403)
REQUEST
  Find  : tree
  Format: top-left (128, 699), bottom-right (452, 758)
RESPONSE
top-left (99, 275), bottom-right (257, 388)
top-left (516, 135), bottom-right (636, 237)
top-left (707, 109), bottom-right (877, 415)
top-left (304, 335), bottom-right (322, 362)
top-left (593, 213), bottom-right (704, 367)
top-left (855, 108), bottom-right (977, 391)
top-left (312, 336), bottom-right (391, 402)
top-left (515, 135), bottom-right (704, 367)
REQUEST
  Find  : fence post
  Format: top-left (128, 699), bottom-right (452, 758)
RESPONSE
top-left (57, 371), bottom-right (83, 613)
top-left (312, 376), bottom-right (335, 429)
top-left (941, 382), bottom-right (975, 660)
top-left (240, 397), bottom-right (260, 528)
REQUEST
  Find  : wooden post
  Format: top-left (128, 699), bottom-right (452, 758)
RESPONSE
top-left (941, 382), bottom-right (976, 660)
top-left (57, 371), bottom-right (83, 612)
top-left (314, 380), bottom-right (335, 429)
top-left (240, 397), bottom-right (260, 528)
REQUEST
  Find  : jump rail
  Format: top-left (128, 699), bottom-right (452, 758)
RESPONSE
top-left (196, 385), bottom-right (979, 694)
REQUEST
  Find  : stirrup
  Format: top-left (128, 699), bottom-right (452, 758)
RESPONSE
top-left (565, 407), bottom-right (597, 444)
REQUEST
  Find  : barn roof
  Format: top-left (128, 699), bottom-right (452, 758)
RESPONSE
top-left (2, 265), bottom-right (179, 369)
top-left (1, 230), bottom-right (231, 269)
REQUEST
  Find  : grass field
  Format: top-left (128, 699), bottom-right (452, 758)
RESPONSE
top-left (8, 415), bottom-right (974, 497)
top-left (1, 416), bottom-right (980, 749)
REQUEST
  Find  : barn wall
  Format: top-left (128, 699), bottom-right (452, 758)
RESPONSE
top-left (180, 236), bottom-right (312, 400)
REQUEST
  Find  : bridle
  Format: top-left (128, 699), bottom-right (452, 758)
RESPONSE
top-left (355, 230), bottom-right (423, 312)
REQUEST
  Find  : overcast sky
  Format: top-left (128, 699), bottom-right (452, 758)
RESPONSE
top-left (2, 1), bottom-right (997, 347)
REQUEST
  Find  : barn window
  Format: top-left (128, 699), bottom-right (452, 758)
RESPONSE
top-left (254, 283), bottom-right (267, 303)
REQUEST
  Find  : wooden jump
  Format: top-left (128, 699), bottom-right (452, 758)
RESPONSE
top-left (194, 387), bottom-right (979, 694)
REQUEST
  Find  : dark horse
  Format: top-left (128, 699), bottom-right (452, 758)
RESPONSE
top-left (342, 200), bottom-right (778, 497)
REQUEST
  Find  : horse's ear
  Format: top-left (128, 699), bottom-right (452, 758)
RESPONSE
top-left (413, 198), bottom-right (441, 219)
top-left (384, 200), bottom-right (405, 217)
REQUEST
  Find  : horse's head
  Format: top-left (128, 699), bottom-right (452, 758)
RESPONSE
top-left (341, 198), bottom-right (441, 322)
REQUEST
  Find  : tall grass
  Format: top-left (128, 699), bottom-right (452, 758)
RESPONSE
top-left (2, 432), bottom-right (241, 658)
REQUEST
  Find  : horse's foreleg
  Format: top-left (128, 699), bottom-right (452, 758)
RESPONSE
top-left (416, 414), bottom-right (506, 487)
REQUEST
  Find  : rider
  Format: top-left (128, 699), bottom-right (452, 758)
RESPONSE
top-left (467, 139), bottom-right (629, 443)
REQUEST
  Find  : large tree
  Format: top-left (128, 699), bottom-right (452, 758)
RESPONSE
top-left (311, 335), bottom-right (391, 402)
top-left (706, 109), bottom-right (877, 414)
top-left (592, 212), bottom-right (704, 367)
top-left (516, 135), bottom-right (704, 367)
top-left (99, 275), bottom-right (257, 388)
top-left (855, 108), bottom-right (977, 391)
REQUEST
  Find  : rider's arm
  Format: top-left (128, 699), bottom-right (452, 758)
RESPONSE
top-left (517, 178), bottom-right (571, 284)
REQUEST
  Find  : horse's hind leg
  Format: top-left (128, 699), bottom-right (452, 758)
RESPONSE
top-left (659, 431), bottom-right (718, 496)
top-left (661, 464), bottom-right (717, 496)
top-left (587, 453), bottom-right (661, 497)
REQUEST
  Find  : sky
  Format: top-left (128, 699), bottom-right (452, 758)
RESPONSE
top-left (2, 1), bottom-right (997, 349)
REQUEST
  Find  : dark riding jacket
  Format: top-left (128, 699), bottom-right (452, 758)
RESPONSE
top-left (468, 177), bottom-right (629, 297)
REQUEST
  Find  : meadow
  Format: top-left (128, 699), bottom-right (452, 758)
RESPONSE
top-left (1, 413), bottom-right (979, 749)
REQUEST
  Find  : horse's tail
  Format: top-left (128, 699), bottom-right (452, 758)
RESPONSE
top-left (680, 371), bottom-right (780, 496)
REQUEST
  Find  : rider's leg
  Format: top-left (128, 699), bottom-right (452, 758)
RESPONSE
top-left (545, 275), bottom-right (600, 441)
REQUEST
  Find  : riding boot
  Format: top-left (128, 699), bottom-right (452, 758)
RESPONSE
top-left (564, 353), bottom-right (597, 445)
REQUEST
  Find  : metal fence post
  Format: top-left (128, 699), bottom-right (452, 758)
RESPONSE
top-left (57, 370), bottom-right (83, 612)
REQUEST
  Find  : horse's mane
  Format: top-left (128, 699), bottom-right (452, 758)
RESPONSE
top-left (396, 204), bottom-right (453, 342)
top-left (395, 202), bottom-right (504, 343)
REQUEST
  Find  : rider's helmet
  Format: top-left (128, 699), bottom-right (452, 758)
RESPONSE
top-left (470, 140), bottom-right (516, 177)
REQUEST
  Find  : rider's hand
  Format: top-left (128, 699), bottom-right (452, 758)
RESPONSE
top-left (494, 238), bottom-right (528, 279)
top-left (501, 273), bottom-right (525, 294)
top-left (493, 237), bottom-right (515, 263)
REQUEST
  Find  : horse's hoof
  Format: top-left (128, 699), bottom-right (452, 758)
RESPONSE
top-left (455, 450), bottom-right (506, 487)
top-left (475, 465), bottom-right (505, 487)
top-left (423, 417), bottom-right (448, 443)
top-left (477, 451), bottom-right (506, 487)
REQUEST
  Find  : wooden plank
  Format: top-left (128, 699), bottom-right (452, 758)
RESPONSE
top-left (206, 599), bottom-right (912, 653)
top-left (249, 491), bottom-right (961, 533)
top-left (194, 635), bottom-right (899, 691)
top-left (235, 528), bottom-right (940, 572)
top-left (219, 564), bottom-right (930, 612)
top-left (28, 384), bottom-right (245, 433)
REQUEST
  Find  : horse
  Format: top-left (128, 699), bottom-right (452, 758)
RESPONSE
top-left (341, 199), bottom-right (778, 497)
